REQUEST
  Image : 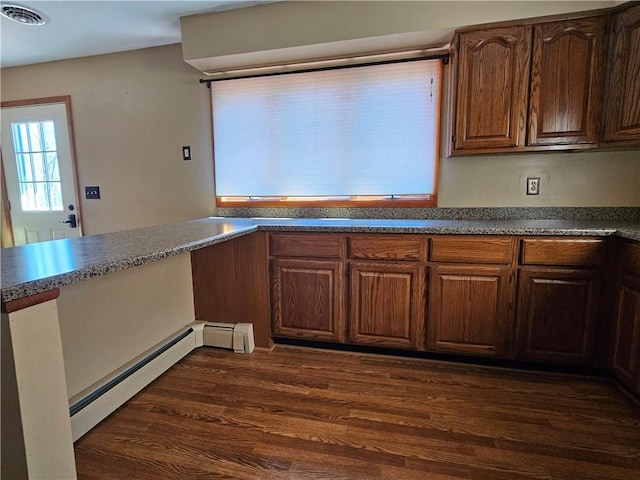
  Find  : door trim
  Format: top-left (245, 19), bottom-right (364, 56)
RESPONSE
top-left (1, 153), bottom-right (15, 247)
top-left (1, 96), bottom-right (83, 244)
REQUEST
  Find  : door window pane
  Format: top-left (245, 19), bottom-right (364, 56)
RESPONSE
top-left (46, 153), bottom-right (60, 181)
top-left (11, 120), bottom-right (63, 211)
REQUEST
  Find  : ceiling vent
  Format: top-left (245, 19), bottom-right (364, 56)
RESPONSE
top-left (0, 3), bottom-right (49, 26)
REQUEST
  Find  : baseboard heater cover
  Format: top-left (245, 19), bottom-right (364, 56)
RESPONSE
top-left (202, 322), bottom-right (255, 354)
top-left (69, 327), bottom-right (196, 441)
top-left (69, 322), bottom-right (254, 441)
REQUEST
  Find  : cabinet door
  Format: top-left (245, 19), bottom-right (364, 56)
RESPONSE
top-left (610, 273), bottom-right (640, 393)
top-left (454, 26), bottom-right (531, 152)
top-left (428, 264), bottom-right (512, 357)
top-left (516, 267), bottom-right (601, 364)
top-left (603, 3), bottom-right (640, 143)
top-left (349, 262), bottom-right (426, 349)
top-left (271, 258), bottom-right (345, 342)
top-left (528, 17), bottom-right (607, 147)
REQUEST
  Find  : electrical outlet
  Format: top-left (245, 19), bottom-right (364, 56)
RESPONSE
top-left (526, 177), bottom-right (540, 196)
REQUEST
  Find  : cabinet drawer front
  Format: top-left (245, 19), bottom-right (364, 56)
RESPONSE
top-left (520, 238), bottom-right (606, 266)
top-left (348, 235), bottom-right (424, 261)
top-left (430, 236), bottom-right (514, 264)
top-left (270, 233), bottom-right (342, 258)
top-left (619, 241), bottom-right (640, 275)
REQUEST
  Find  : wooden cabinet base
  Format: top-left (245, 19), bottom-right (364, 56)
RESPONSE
top-left (191, 232), bottom-right (272, 349)
top-left (610, 273), bottom-right (640, 394)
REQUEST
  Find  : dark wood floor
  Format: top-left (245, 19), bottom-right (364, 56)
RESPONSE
top-left (74, 346), bottom-right (640, 480)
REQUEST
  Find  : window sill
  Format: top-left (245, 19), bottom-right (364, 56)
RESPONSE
top-left (215, 195), bottom-right (437, 208)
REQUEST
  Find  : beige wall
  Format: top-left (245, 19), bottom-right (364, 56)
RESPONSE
top-left (1, 44), bottom-right (215, 235)
top-left (438, 150), bottom-right (639, 207)
top-left (182, 0), bottom-right (639, 209)
top-left (182, 1), bottom-right (615, 71)
top-left (56, 253), bottom-right (195, 399)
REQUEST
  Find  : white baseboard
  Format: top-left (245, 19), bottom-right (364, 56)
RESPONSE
top-left (69, 321), bottom-right (254, 441)
top-left (70, 327), bottom-right (197, 441)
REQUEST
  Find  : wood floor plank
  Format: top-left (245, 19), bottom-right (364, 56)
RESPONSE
top-left (75, 346), bottom-right (640, 480)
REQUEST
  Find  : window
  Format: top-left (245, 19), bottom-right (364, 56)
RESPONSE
top-left (11, 120), bottom-right (63, 211)
top-left (211, 58), bottom-right (442, 207)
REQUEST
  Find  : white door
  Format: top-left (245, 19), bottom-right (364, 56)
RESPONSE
top-left (1, 102), bottom-right (82, 245)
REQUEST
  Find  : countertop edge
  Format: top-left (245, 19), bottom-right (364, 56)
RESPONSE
top-left (2, 219), bottom-right (638, 303)
top-left (0, 226), bottom-right (258, 303)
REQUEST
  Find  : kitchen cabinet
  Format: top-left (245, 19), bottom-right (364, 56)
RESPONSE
top-left (347, 235), bottom-right (427, 349)
top-left (603, 2), bottom-right (640, 144)
top-left (427, 236), bottom-right (515, 357)
top-left (265, 232), bottom-right (631, 374)
top-left (271, 257), bottom-right (345, 342)
top-left (453, 26), bottom-right (531, 152)
top-left (452, 13), bottom-right (614, 153)
top-left (515, 238), bottom-right (606, 365)
top-left (270, 233), bottom-right (345, 342)
top-left (528, 16), bottom-right (607, 147)
top-left (191, 231), bottom-right (272, 348)
top-left (610, 241), bottom-right (640, 394)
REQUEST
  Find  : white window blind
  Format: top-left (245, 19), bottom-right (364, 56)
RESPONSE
top-left (212, 59), bottom-right (441, 201)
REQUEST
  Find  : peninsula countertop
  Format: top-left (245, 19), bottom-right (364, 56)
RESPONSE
top-left (2, 217), bottom-right (639, 303)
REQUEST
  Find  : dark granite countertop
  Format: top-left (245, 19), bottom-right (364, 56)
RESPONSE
top-left (2, 217), bottom-right (639, 303)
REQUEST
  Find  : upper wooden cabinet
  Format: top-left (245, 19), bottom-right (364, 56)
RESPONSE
top-left (603, 2), bottom-right (640, 144)
top-left (451, 6), bottom-right (639, 154)
top-left (528, 17), bottom-right (607, 147)
top-left (454, 26), bottom-right (531, 151)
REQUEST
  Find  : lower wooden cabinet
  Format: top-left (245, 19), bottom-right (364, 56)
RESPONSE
top-left (265, 232), bottom-right (640, 384)
top-left (610, 273), bottom-right (640, 395)
top-left (611, 240), bottom-right (640, 396)
top-left (428, 264), bottom-right (512, 357)
top-left (271, 258), bottom-right (345, 342)
top-left (515, 267), bottom-right (601, 364)
top-left (191, 232), bottom-right (272, 348)
top-left (349, 262), bottom-right (426, 349)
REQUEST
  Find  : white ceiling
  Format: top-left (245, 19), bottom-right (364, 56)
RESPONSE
top-left (0, 0), bottom-right (269, 68)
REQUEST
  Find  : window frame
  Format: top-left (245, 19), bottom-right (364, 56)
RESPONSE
top-left (209, 55), bottom-right (444, 209)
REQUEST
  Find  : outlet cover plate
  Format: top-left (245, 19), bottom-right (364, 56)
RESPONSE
top-left (526, 177), bottom-right (540, 196)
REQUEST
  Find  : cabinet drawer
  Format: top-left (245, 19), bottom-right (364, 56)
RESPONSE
top-left (348, 235), bottom-right (424, 261)
top-left (430, 236), bottom-right (514, 264)
top-left (520, 238), bottom-right (606, 266)
top-left (270, 233), bottom-right (342, 258)
top-left (619, 241), bottom-right (640, 275)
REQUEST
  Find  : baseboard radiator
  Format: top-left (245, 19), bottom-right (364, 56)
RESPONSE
top-left (69, 322), bottom-right (254, 441)
top-left (202, 322), bottom-right (255, 354)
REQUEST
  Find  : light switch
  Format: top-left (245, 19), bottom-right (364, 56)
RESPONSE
top-left (182, 146), bottom-right (191, 161)
top-left (85, 186), bottom-right (101, 199)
